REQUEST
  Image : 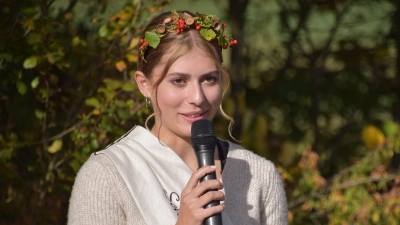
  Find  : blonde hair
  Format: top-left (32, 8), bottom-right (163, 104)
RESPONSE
top-left (138, 10), bottom-right (235, 139)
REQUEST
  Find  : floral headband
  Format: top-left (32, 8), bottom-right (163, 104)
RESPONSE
top-left (139, 10), bottom-right (238, 61)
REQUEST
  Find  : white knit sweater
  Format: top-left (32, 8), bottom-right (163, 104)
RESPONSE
top-left (68, 130), bottom-right (288, 225)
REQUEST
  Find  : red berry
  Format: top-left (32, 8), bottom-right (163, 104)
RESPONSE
top-left (196, 25), bottom-right (201, 30)
top-left (171, 17), bottom-right (175, 21)
top-left (233, 40), bottom-right (238, 44)
top-left (223, 45), bottom-right (228, 49)
top-left (139, 39), bottom-right (144, 43)
top-left (139, 46), bottom-right (144, 50)
top-left (143, 42), bottom-right (149, 46)
top-left (176, 29), bottom-right (181, 34)
top-left (222, 23), bottom-right (227, 28)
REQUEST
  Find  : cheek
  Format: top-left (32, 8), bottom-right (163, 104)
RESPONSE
top-left (206, 87), bottom-right (222, 106)
top-left (154, 86), bottom-right (183, 110)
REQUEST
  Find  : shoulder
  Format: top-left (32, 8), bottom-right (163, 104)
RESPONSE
top-left (225, 141), bottom-right (278, 176)
top-left (70, 153), bottom-right (122, 197)
top-left (222, 141), bottom-right (288, 224)
top-left (76, 153), bottom-right (118, 179)
top-left (223, 141), bottom-right (284, 196)
top-left (68, 154), bottom-right (127, 224)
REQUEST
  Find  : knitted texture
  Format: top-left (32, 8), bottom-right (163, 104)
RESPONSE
top-left (223, 142), bottom-right (288, 224)
top-left (68, 141), bottom-right (288, 225)
top-left (68, 153), bottom-right (146, 224)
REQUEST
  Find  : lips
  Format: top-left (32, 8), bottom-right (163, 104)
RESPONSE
top-left (181, 111), bottom-right (207, 121)
top-left (184, 113), bottom-right (204, 118)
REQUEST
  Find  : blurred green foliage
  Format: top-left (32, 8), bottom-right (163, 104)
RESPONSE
top-left (0, 0), bottom-right (166, 223)
top-left (0, 0), bottom-right (399, 224)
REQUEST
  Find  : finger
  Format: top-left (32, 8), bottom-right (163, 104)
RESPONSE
top-left (196, 190), bottom-right (225, 208)
top-left (182, 166), bottom-right (217, 195)
top-left (194, 204), bottom-right (225, 219)
top-left (189, 179), bottom-right (223, 197)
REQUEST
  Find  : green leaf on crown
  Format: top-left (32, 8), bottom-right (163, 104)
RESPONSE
top-left (217, 32), bottom-right (226, 46)
top-left (200, 29), bottom-right (216, 41)
top-left (144, 31), bottom-right (161, 49)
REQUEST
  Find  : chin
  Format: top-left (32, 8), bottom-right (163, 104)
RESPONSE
top-left (180, 125), bottom-right (192, 139)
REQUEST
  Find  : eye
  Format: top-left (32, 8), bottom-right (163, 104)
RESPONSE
top-left (203, 76), bottom-right (218, 83)
top-left (171, 78), bottom-right (186, 85)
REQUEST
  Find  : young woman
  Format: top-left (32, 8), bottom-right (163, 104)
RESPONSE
top-left (68, 10), bottom-right (288, 225)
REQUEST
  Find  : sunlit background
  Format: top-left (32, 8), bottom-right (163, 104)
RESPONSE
top-left (1, 0), bottom-right (399, 224)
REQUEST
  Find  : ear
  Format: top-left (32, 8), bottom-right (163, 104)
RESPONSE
top-left (134, 71), bottom-right (152, 98)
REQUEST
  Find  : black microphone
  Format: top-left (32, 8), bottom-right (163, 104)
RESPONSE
top-left (191, 119), bottom-right (223, 225)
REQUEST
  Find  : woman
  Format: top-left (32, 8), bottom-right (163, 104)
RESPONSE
top-left (68, 10), bottom-right (288, 225)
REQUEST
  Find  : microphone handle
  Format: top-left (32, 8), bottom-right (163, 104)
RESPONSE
top-left (195, 145), bottom-right (223, 225)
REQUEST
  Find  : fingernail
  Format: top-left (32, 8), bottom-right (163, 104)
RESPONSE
top-left (210, 165), bottom-right (216, 169)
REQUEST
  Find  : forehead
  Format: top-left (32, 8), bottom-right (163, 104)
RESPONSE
top-left (152, 48), bottom-right (219, 80)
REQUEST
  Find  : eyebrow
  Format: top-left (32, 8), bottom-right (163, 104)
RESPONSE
top-left (166, 70), bottom-right (220, 78)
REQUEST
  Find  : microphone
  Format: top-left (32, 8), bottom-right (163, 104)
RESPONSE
top-left (191, 119), bottom-right (223, 225)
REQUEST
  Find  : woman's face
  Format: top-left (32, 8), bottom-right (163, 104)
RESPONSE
top-left (150, 49), bottom-right (222, 140)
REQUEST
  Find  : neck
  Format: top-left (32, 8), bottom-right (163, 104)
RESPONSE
top-left (149, 125), bottom-right (222, 179)
top-left (151, 126), bottom-right (199, 171)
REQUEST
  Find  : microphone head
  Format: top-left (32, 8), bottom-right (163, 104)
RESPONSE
top-left (191, 119), bottom-right (216, 147)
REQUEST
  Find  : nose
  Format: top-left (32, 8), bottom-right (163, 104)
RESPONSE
top-left (188, 82), bottom-right (206, 106)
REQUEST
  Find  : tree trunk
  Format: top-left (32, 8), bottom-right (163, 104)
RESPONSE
top-left (228, 0), bottom-right (249, 138)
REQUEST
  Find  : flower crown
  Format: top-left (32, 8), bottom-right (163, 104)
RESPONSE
top-left (139, 10), bottom-right (237, 61)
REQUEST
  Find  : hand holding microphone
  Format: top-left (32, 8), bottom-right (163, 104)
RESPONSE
top-left (190, 119), bottom-right (223, 225)
top-left (177, 119), bottom-right (224, 225)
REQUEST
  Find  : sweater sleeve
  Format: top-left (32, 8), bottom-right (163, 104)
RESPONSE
top-left (263, 164), bottom-right (288, 225)
top-left (67, 154), bottom-right (126, 225)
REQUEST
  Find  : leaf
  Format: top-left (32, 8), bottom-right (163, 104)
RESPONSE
top-left (72, 36), bottom-right (80, 47)
top-left (122, 82), bottom-right (135, 91)
top-left (26, 32), bottom-right (41, 45)
top-left (200, 29), bottom-right (216, 41)
top-left (85, 97), bottom-right (100, 107)
top-left (91, 17), bottom-right (100, 23)
top-left (144, 31), bottom-right (160, 49)
top-left (23, 56), bottom-right (38, 69)
top-left (39, 87), bottom-right (48, 99)
top-left (0, 148), bottom-right (13, 160)
top-left (47, 51), bottom-right (64, 64)
top-left (0, 53), bottom-right (12, 62)
top-left (103, 78), bottom-right (122, 90)
top-left (362, 125), bottom-right (385, 150)
top-left (129, 37), bottom-right (140, 49)
top-left (126, 53), bottom-right (138, 62)
top-left (382, 120), bottom-right (399, 139)
top-left (48, 139), bottom-right (63, 154)
top-left (90, 139), bottom-right (99, 149)
top-left (92, 109), bottom-right (101, 115)
top-left (16, 81), bottom-right (27, 95)
top-left (35, 109), bottom-right (44, 120)
top-left (126, 99), bottom-right (135, 108)
top-left (217, 32), bottom-right (226, 46)
top-left (98, 25), bottom-right (109, 38)
top-left (115, 60), bottom-right (127, 72)
top-left (22, 7), bottom-right (38, 15)
top-left (31, 77), bottom-right (39, 89)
